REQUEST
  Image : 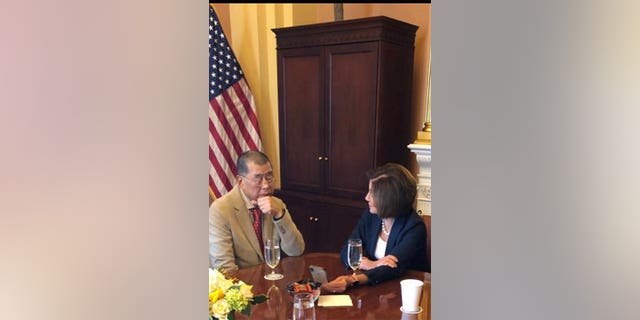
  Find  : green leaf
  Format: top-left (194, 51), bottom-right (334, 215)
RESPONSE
top-left (227, 312), bottom-right (236, 320)
top-left (240, 306), bottom-right (251, 316)
top-left (251, 294), bottom-right (268, 304)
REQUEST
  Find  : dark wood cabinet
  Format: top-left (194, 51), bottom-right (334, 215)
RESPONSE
top-left (276, 190), bottom-right (364, 253)
top-left (273, 17), bottom-right (418, 253)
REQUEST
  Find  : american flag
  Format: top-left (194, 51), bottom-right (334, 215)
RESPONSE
top-left (209, 6), bottom-right (263, 199)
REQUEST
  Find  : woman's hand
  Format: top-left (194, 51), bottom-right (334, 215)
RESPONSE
top-left (359, 255), bottom-right (398, 270)
top-left (359, 257), bottom-right (376, 270)
top-left (321, 276), bottom-right (351, 294)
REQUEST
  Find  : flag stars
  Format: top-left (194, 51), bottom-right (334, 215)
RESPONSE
top-left (209, 9), bottom-right (248, 97)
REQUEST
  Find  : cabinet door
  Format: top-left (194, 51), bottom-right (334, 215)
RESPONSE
top-left (312, 203), bottom-right (364, 253)
top-left (278, 47), bottom-right (325, 193)
top-left (278, 191), bottom-right (366, 254)
top-left (325, 42), bottom-right (379, 199)
top-left (283, 197), bottom-right (321, 253)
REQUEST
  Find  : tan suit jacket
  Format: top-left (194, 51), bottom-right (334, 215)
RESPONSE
top-left (209, 185), bottom-right (305, 272)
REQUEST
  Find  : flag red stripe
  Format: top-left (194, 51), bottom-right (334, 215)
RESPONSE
top-left (210, 145), bottom-right (234, 195)
top-left (220, 90), bottom-right (258, 151)
top-left (209, 174), bottom-right (222, 200)
top-left (209, 116), bottom-right (237, 176)
top-left (210, 98), bottom-right (245, 156)
top-left (232, 82), bottom-right (262, 138)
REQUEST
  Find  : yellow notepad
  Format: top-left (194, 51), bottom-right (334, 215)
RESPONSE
top-left (317, 295), bottom-right (353, 307)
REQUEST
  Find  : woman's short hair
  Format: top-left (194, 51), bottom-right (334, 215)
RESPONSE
top-left (366, 163), bottom-right (417, 218)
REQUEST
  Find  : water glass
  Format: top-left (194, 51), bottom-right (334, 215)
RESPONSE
top-left (264, 239), bottom-right (283, 280)
top-left (347, 238), bottom-right (363, 276)
top-left (292, 292), bottom-right (316, 320)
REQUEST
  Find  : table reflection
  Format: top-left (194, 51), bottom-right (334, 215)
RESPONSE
top-left (265, 283), bottom-right (285, 320)
top-left (228, 253), bottom-right (430, 320)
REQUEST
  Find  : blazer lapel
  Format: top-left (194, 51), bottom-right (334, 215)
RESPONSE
top-left (230, 187), bottom-right (263, 259)
top-left (370, 215), bottom-right (382, 258)
top-left (385, 214), bottom-right (408, 253)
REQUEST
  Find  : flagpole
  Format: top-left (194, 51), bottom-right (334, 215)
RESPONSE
top-left (415, 51), bottom-right (431, 144)
top-left (408, 52), bottom-right (432, 215)
top-left (334, 3), bottom-right (343, 21)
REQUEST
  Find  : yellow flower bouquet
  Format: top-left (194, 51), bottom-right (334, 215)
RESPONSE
top-left (209, 268), bottom-right (268, 320)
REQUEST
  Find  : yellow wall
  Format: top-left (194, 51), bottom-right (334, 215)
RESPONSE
top-left (211, 3), bottom-right (431, 182)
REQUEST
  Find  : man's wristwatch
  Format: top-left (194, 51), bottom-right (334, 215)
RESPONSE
top-left (274, 208), bottom-right (286, 221)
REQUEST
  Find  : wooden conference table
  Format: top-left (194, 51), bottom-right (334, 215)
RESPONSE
top-left (227, 253), bottom-right (431, 320)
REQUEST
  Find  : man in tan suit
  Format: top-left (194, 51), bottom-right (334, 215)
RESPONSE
top-left (209, 150), bottom-right (305, 272)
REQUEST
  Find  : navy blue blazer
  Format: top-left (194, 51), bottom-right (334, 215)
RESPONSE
top-left (340, 208), bottom-right (429, 285)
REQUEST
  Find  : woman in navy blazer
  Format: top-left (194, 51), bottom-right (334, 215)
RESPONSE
top-left (323, 163), bottom-right (428, 293)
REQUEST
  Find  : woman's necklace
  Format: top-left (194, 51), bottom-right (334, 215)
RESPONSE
top-left (381, 219), bottom-right (392, 236)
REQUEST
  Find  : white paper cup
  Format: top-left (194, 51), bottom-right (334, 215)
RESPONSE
top-left (400, 279), bottom-right (424, 312)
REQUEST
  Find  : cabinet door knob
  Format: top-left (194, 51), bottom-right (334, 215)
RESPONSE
top-left (323, 157), bottom-right (328, 161)
top-left (318, 156), bottom-right (323, 160)
top-left (309, 217), bottom-right (313, 221)
top-left (314, 217), bottom-right (319, 221)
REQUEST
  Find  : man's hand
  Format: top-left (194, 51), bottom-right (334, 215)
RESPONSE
top-left (359, 255), bottom-right (398, 270)
top-left (253, 196), bottom-right (284, 219)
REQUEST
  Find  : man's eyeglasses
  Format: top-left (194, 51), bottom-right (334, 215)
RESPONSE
top-left (241, 173), bottom-right (275, 184)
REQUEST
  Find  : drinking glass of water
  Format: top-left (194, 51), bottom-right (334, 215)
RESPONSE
top-left (264, 239), bottom-right (283, 280)
top-left (292, 292), bottom-right (316, 320)
top-left (347, 238), bottom-right (363, 276)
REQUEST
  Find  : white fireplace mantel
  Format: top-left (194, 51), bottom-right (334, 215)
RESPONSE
top-left (408, 143), bottom-right (431, 216)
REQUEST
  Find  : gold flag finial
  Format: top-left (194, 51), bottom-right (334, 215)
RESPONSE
top-left (415, 122), bottom-right (431, 144)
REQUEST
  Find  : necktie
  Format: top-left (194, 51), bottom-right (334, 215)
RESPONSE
top-left (251, 207), bottom-right (264, 253)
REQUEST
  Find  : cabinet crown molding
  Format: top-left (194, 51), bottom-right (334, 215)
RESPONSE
top-left (272, 16), bottom-right (418, 49)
